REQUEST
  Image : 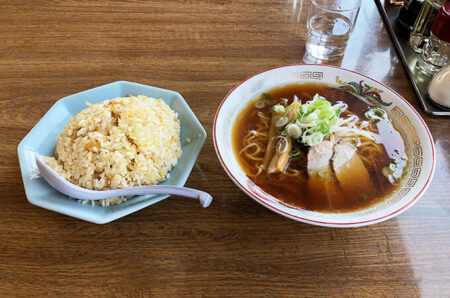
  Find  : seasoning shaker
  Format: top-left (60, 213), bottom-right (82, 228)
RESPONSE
top-left (427, 64), bottom-right (450, 108)
top-left (408, 0), bottom-right (445, 53)
top-left (416, 1), bottom-right (450, 74)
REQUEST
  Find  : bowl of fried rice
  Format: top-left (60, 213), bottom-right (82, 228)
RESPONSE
top-left (18, 81), bottom-right (206, 224)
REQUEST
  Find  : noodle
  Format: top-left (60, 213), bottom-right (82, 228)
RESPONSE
top-left (232, 83), bottom-right (408, 213)
top-left (238, 112), bottom-right (273, 176)
top-left (285, 168), bottom-right (308, 184)
top-left (241, 97), bottom-right (387, 180)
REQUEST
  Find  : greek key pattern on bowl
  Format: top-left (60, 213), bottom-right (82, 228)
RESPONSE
top-left (299, 71), bottom-right (323, 79)
top-left (355, 105), bottom-right (423, 216)
top-left (389, 105), bottom-right (422, 204)
top-left (249, 71), bottom-right (323, 95)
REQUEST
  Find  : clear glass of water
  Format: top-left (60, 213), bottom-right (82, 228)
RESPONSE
top-left (303, 0), bottom-right (362, 64)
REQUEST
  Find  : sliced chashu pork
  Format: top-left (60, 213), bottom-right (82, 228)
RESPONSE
top-left (332, 141), bottom-right (373, 197)
top-left (307, 140), bottom-right (344, 210)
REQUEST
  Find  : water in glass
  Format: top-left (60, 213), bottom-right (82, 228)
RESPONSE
top-left (305, 12), bottom-right (352, 62)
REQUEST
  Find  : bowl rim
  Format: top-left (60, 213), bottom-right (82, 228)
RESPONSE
top-left (17, 80), bottom-right (207, 224)
top-left (213, 64), bottom-right (436, 227)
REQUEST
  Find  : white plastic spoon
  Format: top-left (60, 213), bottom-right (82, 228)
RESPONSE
top-left (35, 155), bottom-right (212, 208)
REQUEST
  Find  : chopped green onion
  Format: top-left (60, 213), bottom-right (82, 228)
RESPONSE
top-left (352, 137), bottom-right (360, 147)
top-left (262, 93), bottom-right (276, 105)
top-left (275, 116), bottom-right (288, 127)
top-left (382, 151), bottom-right (408, 184)
top-left (282, 94), bottom-right (340, 146)
top-left (289, 150), bottom-right (302, 157)
top-left (272, 104), bottom-right (285, 114)
top-left (286, 123), bottom-right (301, 139)
top-left (255, 100), bottom-right (265, 109)
top-left (365, 108), bottom-right (387, 121)
top-left (272, 93), bottom-right (371, 148)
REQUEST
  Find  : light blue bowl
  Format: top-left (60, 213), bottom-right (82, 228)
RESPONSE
top-left (18, 81), bottom-right (206, 224)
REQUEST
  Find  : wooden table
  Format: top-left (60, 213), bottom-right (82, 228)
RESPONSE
top-left (1, 0), bottom-right (449, 296)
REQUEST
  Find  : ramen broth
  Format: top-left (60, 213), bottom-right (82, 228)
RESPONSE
top-left (232, 83), bottom-right (408, 212)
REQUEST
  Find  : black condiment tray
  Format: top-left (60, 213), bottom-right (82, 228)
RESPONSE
top-left (375, 0), bottom-right (450, 116)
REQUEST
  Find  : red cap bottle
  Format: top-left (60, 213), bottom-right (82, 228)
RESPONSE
top-left (431, 1), bottom-right (450, 43)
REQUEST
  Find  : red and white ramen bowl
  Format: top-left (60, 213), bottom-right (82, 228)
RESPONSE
top-left (213, 65), bottom-right (435, 228)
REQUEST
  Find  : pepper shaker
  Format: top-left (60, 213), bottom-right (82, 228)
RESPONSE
top-left (417, 1), bottom-right (450, 75)
top-left (408, 0), bottom-right (446, 53)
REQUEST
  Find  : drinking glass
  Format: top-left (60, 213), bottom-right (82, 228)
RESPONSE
top-left (303, 0), bottom-right (361, 63)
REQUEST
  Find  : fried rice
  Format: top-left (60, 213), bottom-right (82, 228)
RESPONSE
top-left (45, 95), bottom-right (182, 206)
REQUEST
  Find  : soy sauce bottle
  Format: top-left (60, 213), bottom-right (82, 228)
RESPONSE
top-left (398, 0), bottom-right (424, 31)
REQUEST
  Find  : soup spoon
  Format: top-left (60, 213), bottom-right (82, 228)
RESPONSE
top-left (35, 155), bottom-right (212, 208)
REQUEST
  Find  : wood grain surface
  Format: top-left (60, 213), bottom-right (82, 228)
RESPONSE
top-left (1, 0), bottom-right (449, 296)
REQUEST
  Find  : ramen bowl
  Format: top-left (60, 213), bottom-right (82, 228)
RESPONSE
top-left (213, 65), bottom-right (435, 227)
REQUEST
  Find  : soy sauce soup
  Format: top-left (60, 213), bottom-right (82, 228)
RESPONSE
top-left (232, 83), bottom-right (408, 213)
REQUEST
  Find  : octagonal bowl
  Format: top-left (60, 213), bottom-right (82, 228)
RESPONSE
top-left (18, 81), bottom-right (206, 224)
